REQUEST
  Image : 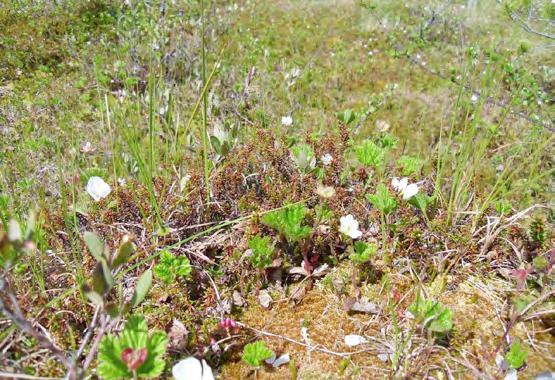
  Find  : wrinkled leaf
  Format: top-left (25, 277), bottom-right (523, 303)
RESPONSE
top-left (112, 238), bottom-right (134, 268)
top-left (131, 270), bottom-right (152, 308)
top-left (84, 231), bottom-right (105, 261)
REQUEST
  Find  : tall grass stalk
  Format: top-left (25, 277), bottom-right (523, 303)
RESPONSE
top-left (200, 0), bottom-right (211, 203)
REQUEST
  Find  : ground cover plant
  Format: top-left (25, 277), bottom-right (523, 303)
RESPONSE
top-left (0, 0), bottom-right (553, 379)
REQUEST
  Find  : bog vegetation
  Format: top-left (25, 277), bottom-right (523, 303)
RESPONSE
top-left (0, 0), bottom-right (553, 379)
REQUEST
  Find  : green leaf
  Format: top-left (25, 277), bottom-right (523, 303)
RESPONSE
top-left (408, 193), bottom-right (432, 213)
top-left (505, 339), bottom-right (528, 369)
top-left (262, 204), bottom-right (313, 244)
top-left (84, 231), bottom-right (105, 261)
top-left (290, 143), bottom-right (316, 173)
top-left (242, 340), bottom-right (274, 367)
top-left (354, 140), bottom-right (385, 168)
top-left (408, 296), bottom-right (453, 335)
top-left (112, 239), bottom-right (135, 269)
top-left (337, 109), bottom-right (356, 124)
top-left (349, 241), bottom-right (377, 264)
top-left (92, 262), bottom-right (109, 295)
top-left (82, 285), bottom-right (104, 307)
top-left (174, 256), bottom-right (192, 278)
top-left (98, 315), bottom-right (168, 379)
top-left (396, 155), bottom-right (423, 176)
top-left (427, 306), bottom-right (453, 333)
top-left (366, 184), bottom-right (397, 215)
top-left (248, 235), bottom-right (275, 268)
top-left (153, 251), bottom-right (192, 284)
top-left (131, 270), bottom-right (152, 308)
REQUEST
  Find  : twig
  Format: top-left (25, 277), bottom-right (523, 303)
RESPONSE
top-left (237, 322), bottom-right (375, 358)
top-left (0, 373), bottom-right (63, 380)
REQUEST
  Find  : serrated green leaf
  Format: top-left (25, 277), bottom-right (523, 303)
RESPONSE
top-left (84, 231), bottom-right (105, 261)
top-left (248, 235), bottom-right (275, 268)
top-left (354, 140), bottom-right (385, 168)
top-left (242, 340), bottom-right (274, 367)
top-left (98, 315), bottom-right (168, 379)
top-left (505, 339), bottom-right (528, 369)
top-left (131, 270), bottom-right (152, 308)
top-left (367, 184), bottom-right (397, 215)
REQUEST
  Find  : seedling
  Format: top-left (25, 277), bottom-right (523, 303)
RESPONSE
top-left (242, 340), bottom-right (274, 368)
top-left (247, 235), bottom-right (275, 269)
top-left (366, 184), bottom-right (397, 216)
top-left (377, 133), bottom-right (398, 150)
top-left (98, 315), bottom-right (168, 379)
top-left (261, 204), bottom-right (313, 244)
top-left (408, 296), bottom-right (453, 336)
top-left (396, 155), bottom-right (423, 176)
top-left (349, 241), bottom-right (378, 265)
top-left (366, 184), bottom-right (397, 257)
top-left (153, 250), bottom-right (192, 284)
top-left (505, 339), bottom-right (528, 369)
top-left (354, 140), bottom-right (385, 168)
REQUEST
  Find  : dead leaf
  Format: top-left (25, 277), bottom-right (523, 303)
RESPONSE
top-left (289, 283), bottom-right (308, 304)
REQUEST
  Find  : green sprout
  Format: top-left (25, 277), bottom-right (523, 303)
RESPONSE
top-left (408, 296), bottom-right (453, 335)
top-left (396, 155), bottom-right (423, 176)
top-left (242, 340), bottom-right (274, 368)
top-left (349, 241), bottom-right (378, 264)
top-left (505, 339), bottom-right (528, 369)
top-left (336, 108), bottom-right (356, 125)
top-left (366, 184), bottom-right (397, 216)
top-left (261, 204), bottom-right (313, 244)
top-left (247, 235), bottom-right (275, 268)
top-left (354, 140), bottom-right (385, 168)
top-left (153, 250), bottom-right (192, 284)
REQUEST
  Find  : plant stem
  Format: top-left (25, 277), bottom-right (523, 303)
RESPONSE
top-left (200, 0), bottom-right (211, 204)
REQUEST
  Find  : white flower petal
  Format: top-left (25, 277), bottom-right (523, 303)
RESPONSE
top-left (281, 116), bottom-right (293, 126)
top-left (201, 359), bottom-right (215, 380)
top-left (339, 215), bottom-right (362, 239)
top-left (173, 357), bottom-right (203, 380)
top-left (86, 177), bottom-right (111, 202)
top-left (172, 357), bottom-right (214, 380)
top-left (344, 334), bottom-right (368, 347)
top-left (402, 183), bottom-right (419, 200)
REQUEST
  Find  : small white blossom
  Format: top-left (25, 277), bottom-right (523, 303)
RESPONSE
top-left (281, 116), bottom-right (293, 126)
top-left (172, 357), bottom-right (214, 380)
top-left (471, 93), bottom-right (479, 104)
top-left (86, 177), bottom-right (111, 202)
top-left (321, 153), bottom-right (333, 165)
top-left (391, 177), bottom-right (419, 200)
top-left (339, 215), bottom-right (363, 239)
